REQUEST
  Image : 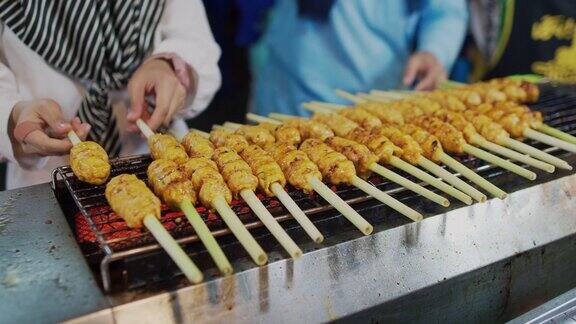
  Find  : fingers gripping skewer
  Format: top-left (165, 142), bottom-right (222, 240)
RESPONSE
top-left (106, 174), bottom-right (203, 284)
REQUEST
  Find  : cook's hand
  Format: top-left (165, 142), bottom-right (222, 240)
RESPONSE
top-left (126, 59), bottom-right (187, 132)
top-left (402, 52), bottom-right (447, 91)
top-left (10, 99), bottom-right (90, 156)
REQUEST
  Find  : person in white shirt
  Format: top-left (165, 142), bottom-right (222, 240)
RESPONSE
top-left (0, 0), bottom-right (221, 189)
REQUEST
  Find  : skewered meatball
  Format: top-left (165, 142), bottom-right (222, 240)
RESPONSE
top-left (300, 138), bottom-right (356, 185)
top-left (148, 133), bottom-right (188, 164)
top-left (105, 174), bottom-right (161, 228)
top-left (266, 143), bottom-right (322, 193)
top-left (325, 137), bottom-right (378, 177)
top-left (147, 159), bottom-right (197, 208)
top-left (70, 141), bottom-right (110, 185)
top-left (181, 131), bottom-right (215, 158)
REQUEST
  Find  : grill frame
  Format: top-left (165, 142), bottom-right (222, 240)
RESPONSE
top-left (50, 83), bottom-right (576, 292)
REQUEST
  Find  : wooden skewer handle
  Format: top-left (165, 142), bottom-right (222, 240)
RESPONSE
top-left (240, 190), bottom-right (302, 259)
top-left (143, 215), bottom-right (203, 284)
top-left (478, 139), bottom-right (554, 173)
top-left (271, 183), bottom-right (324, 243)
top-left (439, 153), bottom-right (507, 199)
top-left (389, 157), bottom-right (473, 205)
top-left (307, 176), bottom-right (373, 235)
top-left (334, 89), bottom-right (366, 103)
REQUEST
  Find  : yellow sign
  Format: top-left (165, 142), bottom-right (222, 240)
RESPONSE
top-left (531, 15), bottom-right (576, 82)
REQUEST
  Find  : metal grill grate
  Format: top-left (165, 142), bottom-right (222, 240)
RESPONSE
top-left (51, 83), bottom-right (576, 292)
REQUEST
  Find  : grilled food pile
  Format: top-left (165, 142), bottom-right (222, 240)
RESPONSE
top-left (63, 77), bottom-right (575, 285)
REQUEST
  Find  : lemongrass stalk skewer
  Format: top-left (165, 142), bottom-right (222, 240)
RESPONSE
top-left (195, 128), bottom-right (324, 243)
top-left (136, 119), bottom-right (262, 268)
top-left (302, 103), bottom-right (486, 203)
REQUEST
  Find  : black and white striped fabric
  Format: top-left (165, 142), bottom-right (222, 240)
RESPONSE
top-left (0, 0), bottom-right (166, 156)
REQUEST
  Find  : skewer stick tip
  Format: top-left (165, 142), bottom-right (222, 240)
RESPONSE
top-left (136, 119), bottom-right (155, 139)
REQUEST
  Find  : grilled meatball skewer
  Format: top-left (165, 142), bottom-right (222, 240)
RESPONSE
top-left (362, 95), bottom-right (555, 173)
top-left (301, 105), bottom-right (485, 203)
top-left (210, 129), bottom-right (323, 243)
top-left (105, 174), bottom-right (203, 284)
top-left (220, 124), bottom-right (423, 221)
top-left (67, 131), bottom-right (110, 185)
top-left (186, 130), bottom-right (302, 258)
top-left (210, 126), bottom-right (374, 234)
top-left (146, 159), bottom-right (233, 275)
top-left (137, 122), bottom-right (267, 266)
top-left (372, 89), bottom-right (572, 170)
top-left (265, 112), bottom-right (473, 205)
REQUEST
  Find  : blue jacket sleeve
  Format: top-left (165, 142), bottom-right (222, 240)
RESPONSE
top-left (416, 0), bottom-right (468, 72)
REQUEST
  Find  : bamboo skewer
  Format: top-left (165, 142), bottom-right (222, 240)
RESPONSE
top-left (247, 113), bottom-right (450, 207)
top-left (462, 144), bottom-right (536, 180)
top-left (306, 176), bottom-right (373, 234)
top-left (136, 119), bottom-right (265, 267)
top-left (439, 153), bottom-right (508, 199)
top-left (143, 215), bottom-right (204, 283)
top-left (67, 130), bottom-right (82, 146)
top-left (416, 157), bottom-right (487, 203)
top-left (239, 190), bottom-right (302, 259)
top-left (195, 128), bottom-right (325, 244)
top-left (503, 138), bottom-right (572, 170)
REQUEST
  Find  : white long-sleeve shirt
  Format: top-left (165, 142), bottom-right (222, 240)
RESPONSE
top-left (0, 0), bottom-right (221, 189)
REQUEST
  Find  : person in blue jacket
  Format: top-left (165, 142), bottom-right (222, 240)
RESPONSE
top-left (252, 0), bottom-right (468, 117)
